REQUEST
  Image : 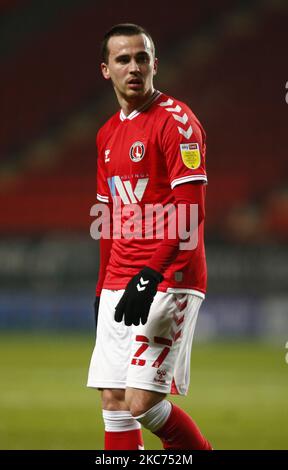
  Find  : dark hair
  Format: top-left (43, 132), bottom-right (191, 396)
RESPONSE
top-left (101, 23), bottom-right (155, 63)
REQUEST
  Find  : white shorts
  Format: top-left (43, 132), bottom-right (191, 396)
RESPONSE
top-left (87, 289), bottom-right (202, 395)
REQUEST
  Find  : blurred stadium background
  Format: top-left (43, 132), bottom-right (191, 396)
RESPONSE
top-left (0, 0), bottom-right (287, 450)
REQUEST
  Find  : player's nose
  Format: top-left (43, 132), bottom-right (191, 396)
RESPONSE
top-left (128, 58), bottom-right (140, 73)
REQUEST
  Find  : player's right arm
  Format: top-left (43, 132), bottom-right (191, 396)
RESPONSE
top-left (94, 129), bottom-right (113, 329)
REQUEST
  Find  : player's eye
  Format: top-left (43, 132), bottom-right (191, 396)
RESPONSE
top-left (116, 56), bottom-right (130, 64)
top-left (137, 55), bottom-right (150, 64)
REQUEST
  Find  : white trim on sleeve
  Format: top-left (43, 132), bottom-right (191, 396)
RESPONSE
top-left (97, 193), bottom-right (109, 203)
top-left (171, 175), bottom-right (208, 189)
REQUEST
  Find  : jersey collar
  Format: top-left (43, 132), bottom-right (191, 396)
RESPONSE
top-left (119, 90), bottom-right (162, 121)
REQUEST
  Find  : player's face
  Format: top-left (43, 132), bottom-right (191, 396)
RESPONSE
top-left (101, 34), bottom-right (158, 105)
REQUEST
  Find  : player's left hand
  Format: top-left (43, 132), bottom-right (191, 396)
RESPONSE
top-left (114, 267), bottom-right (163, 326)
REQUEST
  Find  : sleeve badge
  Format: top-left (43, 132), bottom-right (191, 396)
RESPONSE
top-left (180, 143), bottom-right (201, 169)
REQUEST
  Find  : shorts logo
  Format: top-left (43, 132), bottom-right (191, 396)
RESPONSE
top-left (129, 141), bottom-right (145, 162)
top-left (180, 142), bottom-right (201, 169)
top-left (154, 368), bottom-right (167, 384)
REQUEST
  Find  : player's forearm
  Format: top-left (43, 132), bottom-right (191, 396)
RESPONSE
top-left (96, 203), bottom-right (113, 296)
top-left (96, 236), bottom-right (113, 296)
top-left (146, 183), bottom-right (205, 275)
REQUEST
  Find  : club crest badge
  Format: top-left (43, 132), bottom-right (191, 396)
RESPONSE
top-left (129, 141), bottom-right (145, 162)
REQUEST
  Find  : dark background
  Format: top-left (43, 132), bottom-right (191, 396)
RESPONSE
top-left (0, 0), bottom-right (287, 338)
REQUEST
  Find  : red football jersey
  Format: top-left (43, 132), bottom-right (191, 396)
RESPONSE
top-left (96, 91), bottom-right (207, 296)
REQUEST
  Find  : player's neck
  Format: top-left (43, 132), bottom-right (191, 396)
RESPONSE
top-left (118, 88), bottom-right (155, 117)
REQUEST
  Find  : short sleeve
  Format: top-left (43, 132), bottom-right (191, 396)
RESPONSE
top-left (161, 103), bottom-right (207, 189)
top-left (96, 130), bottom-right (110, 203)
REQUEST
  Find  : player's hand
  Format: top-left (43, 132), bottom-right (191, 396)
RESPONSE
top-left (94, 296), bottom-right (100, 331)
top-left (114, 267), bottom-right (163, 326)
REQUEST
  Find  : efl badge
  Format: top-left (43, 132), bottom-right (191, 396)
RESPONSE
top-left (129, 141), bottom-right (145, 162)
top-left (180, 143), bottom-right (201, 169)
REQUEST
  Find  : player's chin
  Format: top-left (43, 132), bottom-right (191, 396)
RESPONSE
top-left (126, 85), bottom-right (144, 95)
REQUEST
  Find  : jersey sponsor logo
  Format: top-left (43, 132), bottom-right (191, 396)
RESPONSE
top-left (180, 143), bottom-right (201, 169)
top-left (107, 176), bottom-right (149, 204)
top-left (129, 141), bottom-right (145, 162)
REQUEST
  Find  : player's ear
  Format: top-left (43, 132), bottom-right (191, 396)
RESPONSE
top-left (153, 57), bottom-right (158, 76)
top-left (101, 62), bottom-right (110, 80)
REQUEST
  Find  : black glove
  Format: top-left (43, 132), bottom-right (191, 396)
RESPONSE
top-left (94, 296), bottom-right (100, 331)
top-left (114, 267), bottom-right (163, 326)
